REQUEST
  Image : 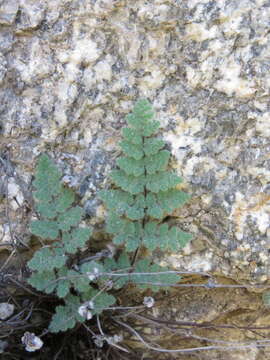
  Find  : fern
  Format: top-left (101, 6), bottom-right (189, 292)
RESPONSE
top-left (100, 99), bottom-right (192, 291)
top-left (27, 155), bottom-right (118, 332)
top-left (100, 99), bottom-right (192, 254)
top-left (27, 100), bottom-right (193, 336)
top-left (28, 155), bottom-right (91, 269)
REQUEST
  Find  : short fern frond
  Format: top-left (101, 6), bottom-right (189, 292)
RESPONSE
top-left (27, 154), bottom-right (94, 332)
top-left (100, 99), bottom-right (192, 253)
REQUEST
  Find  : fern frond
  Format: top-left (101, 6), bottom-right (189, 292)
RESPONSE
top-left (101, 98), bottom-right (192, 256)
top-left (27, 154), bottom-right (94, 332)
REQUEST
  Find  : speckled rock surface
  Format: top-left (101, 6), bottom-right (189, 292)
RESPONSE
top-left (1, 0), bottom-right (270, 357)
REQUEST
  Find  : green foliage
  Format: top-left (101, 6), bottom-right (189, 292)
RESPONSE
top-left (262, 291), bottom-right (270, 306)
top-left (80, 260), bottom-right (104, 279)
top-left (100, 98), bottom-right (192, 253)
top-left (33, 154), bottom-right (62, 202)
top-left (81, 288), bottom-right (116, 314)
top-left (30, 155), bottom-right (84, 240)
top-left (27, 100), bottom-right (193, 338)
top-left (106, 213), bottom-right (141, 251)
top-left (49, 295), bottom-right (84, 333)
top-left (27, 270), bottom-right (57, 294)
top-left (104, 253), bottom-right (131, 289)
top-left (142, 222), bottom-right (192, 252)
top-left (30, 220), bottom-right (58, 240)
top-left (28, 155), bottom-right (129, 334)
top-left (62, 228), bottom-right (92, 254)
top-left (28, 247), bottom-right (67, 271)
top-left (131, 259), bottom-right (179, 292)
top-left (99, 99), bottom-right (193, 300)
top-left (104, 255), bottom-right (179, 292)
top-left (27, 154), bottom-right (95, 332)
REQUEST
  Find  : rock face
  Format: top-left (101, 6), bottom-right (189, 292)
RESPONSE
top-left (1, 0), bottom-right (270, 358)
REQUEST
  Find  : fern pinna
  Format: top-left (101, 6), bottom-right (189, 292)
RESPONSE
top-left (100, 99), bottom-right (192, 253)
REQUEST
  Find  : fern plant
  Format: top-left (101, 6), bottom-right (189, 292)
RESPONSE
top-left (27, 99), bottom-right (192, 335)
top-left (27, 154), bottom-right (116, 333)
top-left (100, 99), bottom-right (192, 254)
